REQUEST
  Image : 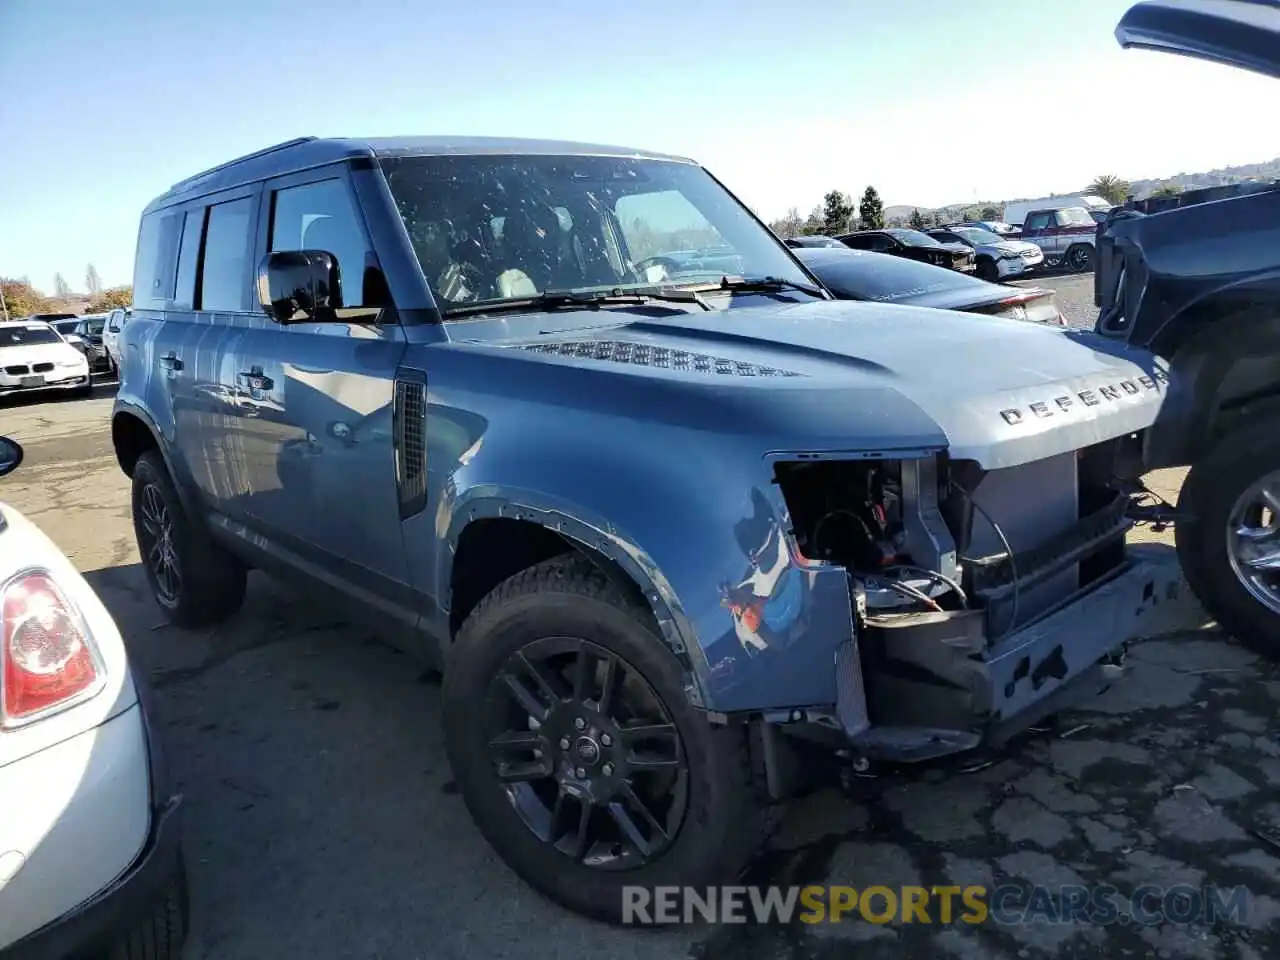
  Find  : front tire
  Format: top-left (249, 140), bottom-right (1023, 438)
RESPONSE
top-left (442, 555), bottom-right (774, 924)
top-left (976, 257), bottom-right (999, 282)
top-left (131, 450), bottom-right (247, 627)
top-left (1176, 422), bottom-right (1280, 658)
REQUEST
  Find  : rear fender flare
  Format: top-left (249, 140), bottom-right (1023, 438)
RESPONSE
top-left (110, 400), bottom-right (198, 515)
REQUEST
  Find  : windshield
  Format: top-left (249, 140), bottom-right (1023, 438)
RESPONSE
top-left (382, 154), bottom-right (812, 314)
top-left (1056, 207), bottom-right (1095, 227)
top-left (953, 227), bottom-right (1003, 245)
top-left (53, 320), bottom-right (79, 333)
top-left (81, 317), bottom-right (106, 335)
top-left (1, 325), bottom-right (62, 347)
top-left (886, 229), bottom-right (941, 247)
top-left (796, 249), bottom-right (981, 302)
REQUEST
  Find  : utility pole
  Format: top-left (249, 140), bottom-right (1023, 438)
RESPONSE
top-left (0, 281), bottom-right (8, 322)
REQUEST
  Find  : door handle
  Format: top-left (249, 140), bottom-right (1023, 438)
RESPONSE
top-left (159, 354), bottom-right (183, 372)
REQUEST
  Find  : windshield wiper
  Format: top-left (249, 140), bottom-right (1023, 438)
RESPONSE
top-left (442, 287), bottom-right (712, 318)
top-left (687, 275), bottom-right (828, 299)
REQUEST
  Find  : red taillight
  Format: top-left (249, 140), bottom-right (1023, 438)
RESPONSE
top-left (2, 572), bottom-right (101, 725)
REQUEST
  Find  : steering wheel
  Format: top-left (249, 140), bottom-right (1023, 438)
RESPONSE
top-left (633, 256), bottom-right (681, 282)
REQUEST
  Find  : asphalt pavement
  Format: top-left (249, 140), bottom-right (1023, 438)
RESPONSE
top-left (1, 308), bottom-right (1277, 959)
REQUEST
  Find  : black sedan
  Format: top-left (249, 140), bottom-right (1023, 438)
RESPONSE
top-left (783, 235), bottom-right (846, 249)
top-left (794, 246), bottom-right (1066, 325)
top-left (835, 228), bottom-right (977, 273)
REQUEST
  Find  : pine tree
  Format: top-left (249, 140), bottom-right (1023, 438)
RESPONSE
top-left (858, 186), bottom-right (885, 230)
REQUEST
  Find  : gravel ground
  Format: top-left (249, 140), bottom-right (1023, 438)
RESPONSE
top-left (1010, 270), bottom-right (1098, 329)
top-left (2, 311), bottom-right (1277, 959)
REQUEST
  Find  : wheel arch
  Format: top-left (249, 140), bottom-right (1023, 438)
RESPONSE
top-left (1143, 300), bottom-right (1280, 469)
top-left (110, 403), bottom-right (198, 515)
top-left (442, 497), bottom-right (710, 708)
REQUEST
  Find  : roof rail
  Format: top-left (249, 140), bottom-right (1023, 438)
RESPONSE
top-left (168, 136), bottom-right (318, 192)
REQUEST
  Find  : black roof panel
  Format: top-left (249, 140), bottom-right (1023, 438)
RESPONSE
top-left (142, 136), bottom-right (694, 215)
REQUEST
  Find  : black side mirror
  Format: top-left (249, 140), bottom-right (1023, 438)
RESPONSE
top-left (257, 250), bottom-right (343, 324)
top-left (0, 436), bottom-right (23, 478)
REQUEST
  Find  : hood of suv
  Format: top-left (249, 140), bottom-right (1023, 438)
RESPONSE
top-left (1116, 0), bottom-right (1280, 78)
top-left (487, 299), bottom-right (1169, 470)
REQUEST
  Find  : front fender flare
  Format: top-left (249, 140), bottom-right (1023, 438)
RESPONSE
top-left (444, 488), bottom-right (711, 705)
top-left (441, 470), bottom-right (856, 716)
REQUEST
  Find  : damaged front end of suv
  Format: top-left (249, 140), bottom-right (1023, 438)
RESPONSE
top-left (750, 409), bottom-right (1179, 774)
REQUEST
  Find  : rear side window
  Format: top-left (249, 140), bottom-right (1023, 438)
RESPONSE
top-left (200, 198), bottom-right (254, 311)
top-left (1024, 212), bottom-right (1053, 231)
top-left (270, 179), bottom-right (372, 307)
top-left (173, 209), bottom-right (205, 310)
top-left (132, 211), bottom-right (182, 308)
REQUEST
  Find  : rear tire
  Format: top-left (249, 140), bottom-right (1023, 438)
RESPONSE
top-left (442, 555), bottom-right (776, 924)
top-left (132, 450), bottom-right (247, 628)
top-left (1065, 244), bottom-right (1093, 272)
top-left (1176, 421), bottom-right (1280, 658)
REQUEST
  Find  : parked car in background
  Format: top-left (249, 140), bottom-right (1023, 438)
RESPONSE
top-left (836, 228), bottom-right (977, 273)
top-left (103, 307), bottom-right (131, 369)
top-left (925, 225), bottom-right (1045, 281)
top-left (0, 434), bottom-right (188, 959)
top-left (20, 312), bottom-right (78, 325)
top-left (1003, 194), bottom-right (1112, 227)
top-left (795, 246), bottom-right (1066, 325)
top-left (51, 315), bottom-right (113, 374)
top-left (966, 220), bottom-right (1020, 236)
top-left (784, 235), bottom-right (846, 248)
top-left (1019, 206), bottom-right (1098, 271)
top-left (0, 320), bottom-right (91, 398)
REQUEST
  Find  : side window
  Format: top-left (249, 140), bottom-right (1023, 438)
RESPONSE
top-left (863, 234), bottom-right (894, 252)
top-left (106, 310), bottom-right (121, 332)
top-left (614, 190), bottom-right (725, 264)
top-left (200, 198), bottom-right (253, 312)
top-left (173, 208), bottom-right (205, 310)
top-left (1025, 212), bottom-right (1052, 231)
top-left (270, 178), bottom-right (372, 307)
top-left (132, 210), bottom-right (182, 308)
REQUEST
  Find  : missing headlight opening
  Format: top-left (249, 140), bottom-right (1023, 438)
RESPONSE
top-left (774, 445), bottom-right (1135, 731)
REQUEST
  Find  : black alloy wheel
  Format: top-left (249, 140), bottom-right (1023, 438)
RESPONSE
top-left (486, 637), bottom-right (689, 869)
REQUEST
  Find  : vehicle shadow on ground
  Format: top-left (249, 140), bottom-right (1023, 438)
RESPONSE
top-left (76, 539), bottom-right (1274, 960)
top-left (0, 377), bottom-right (118, 410)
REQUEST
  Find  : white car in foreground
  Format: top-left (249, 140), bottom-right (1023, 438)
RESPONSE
top-left (0, 435), bottom-right (187, 959)
top-left (0, 322), bottom-right (92, 399)
top-left (927, 225), bottom-right (1045, 282)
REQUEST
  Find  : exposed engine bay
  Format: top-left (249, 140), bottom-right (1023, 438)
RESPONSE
top-left (774, 438), bottom-right (1149, 737)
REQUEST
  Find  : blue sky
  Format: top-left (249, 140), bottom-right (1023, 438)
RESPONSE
top-left (3, 0), bottom-right (1278, 291)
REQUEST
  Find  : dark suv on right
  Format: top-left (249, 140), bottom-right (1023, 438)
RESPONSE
top-left (1096, 0), bottom-right (1280, 653)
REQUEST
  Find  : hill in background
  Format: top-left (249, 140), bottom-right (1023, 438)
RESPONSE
top-left (884, 156), bottom-right (1280, 224)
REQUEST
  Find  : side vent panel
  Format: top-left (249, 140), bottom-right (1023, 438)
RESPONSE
top-left (393, 370), bottom-right (428, 519)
